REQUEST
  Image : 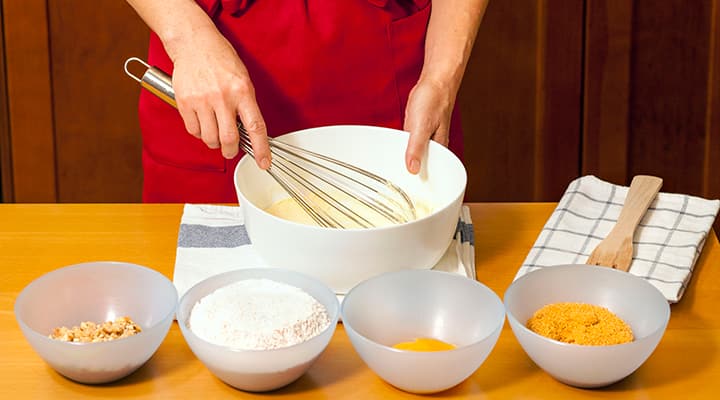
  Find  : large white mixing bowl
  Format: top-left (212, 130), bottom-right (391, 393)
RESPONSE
top-left (234, 125), bottom-right (467, 294)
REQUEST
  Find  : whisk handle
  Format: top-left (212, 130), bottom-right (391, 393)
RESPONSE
top-left (124, 57), bottom-right (177, 108)
top-left (124, 57), bottom-right (254, 155)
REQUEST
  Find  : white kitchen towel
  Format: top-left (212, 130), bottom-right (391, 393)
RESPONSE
top-left (173, 204), bottom-right (475, 300)
top-left (515, 175), bottom-right (720, 303)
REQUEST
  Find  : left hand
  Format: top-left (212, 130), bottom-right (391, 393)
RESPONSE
top-left (403, 77), bottom-right (456, 174)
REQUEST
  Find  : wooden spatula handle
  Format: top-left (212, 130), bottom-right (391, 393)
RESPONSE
top-left (613, 175), bottom-right (663, 233)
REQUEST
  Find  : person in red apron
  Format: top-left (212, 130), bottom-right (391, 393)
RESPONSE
top-left (127, 0), bottom-right (488, 203)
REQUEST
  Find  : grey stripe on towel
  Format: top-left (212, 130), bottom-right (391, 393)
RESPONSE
top-left (179, 218), bottom-right (471, 248)
top-left (456, 219), bottom-right (475, 246)
top-left (178, 224), bottom-right (251, 248)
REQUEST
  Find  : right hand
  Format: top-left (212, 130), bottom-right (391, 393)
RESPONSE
top-left (169, 26), bottom-right (271, 169)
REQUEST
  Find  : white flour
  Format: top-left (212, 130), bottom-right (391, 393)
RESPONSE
top-left (188, 278), bottom-right (331, 350)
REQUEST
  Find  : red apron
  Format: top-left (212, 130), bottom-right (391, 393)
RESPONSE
top-left (139, 0), bottom-right (463, 203)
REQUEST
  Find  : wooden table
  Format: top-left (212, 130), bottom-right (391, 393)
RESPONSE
top-left (1, 203), bottom-right (719, 398)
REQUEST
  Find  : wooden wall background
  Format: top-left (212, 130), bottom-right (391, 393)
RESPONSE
top-left (459, 0), bottom-right (584, 201)
top-left (1, 0), bottom-right (146, 202)
top-left (581, 0), bottom-right (720, 202)
top-left (1, 1), bottom-right (719, 215)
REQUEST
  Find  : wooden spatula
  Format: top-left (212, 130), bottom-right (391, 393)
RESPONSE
top-left (586, 175), bottom-right (663, 272)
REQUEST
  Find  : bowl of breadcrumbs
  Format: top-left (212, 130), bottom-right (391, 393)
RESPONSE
top-left (14, 261), bottom-right (178, 384)
top-left (504, 264), bottom-right (670, 388)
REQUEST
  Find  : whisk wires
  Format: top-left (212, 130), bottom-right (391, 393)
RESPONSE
top-left (236, 124), bottom-right (417, 229)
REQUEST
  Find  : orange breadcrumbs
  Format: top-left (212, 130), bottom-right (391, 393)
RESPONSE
top-left (526, 302), bottom-right (633, 346)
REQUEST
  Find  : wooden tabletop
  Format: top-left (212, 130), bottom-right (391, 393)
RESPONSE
top-left (1, 203), bottom-right (719, 398)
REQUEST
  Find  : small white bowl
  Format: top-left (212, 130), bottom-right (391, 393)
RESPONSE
top-left (14, 261), bottom-right (178, 384)
top-left (341, 269), bottom-right (505, 394)
top-left (176, 268), bottom-right (340, 392)
top-left (504, 264), bottom-right (670, 388)
top-left (234, 125), bottom-right (467, 294)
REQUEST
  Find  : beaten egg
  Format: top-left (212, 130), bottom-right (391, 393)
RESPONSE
top-left (392, 337), bottom-right (456, 352)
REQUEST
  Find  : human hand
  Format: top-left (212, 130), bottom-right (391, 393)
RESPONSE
top-left (169, 27), bottom-right (271, 169)
top-left (403, 77), bottom-right (455, 174)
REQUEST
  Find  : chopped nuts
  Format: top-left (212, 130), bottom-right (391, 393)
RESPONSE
top-left (49, 316), bottom-right (142, 343)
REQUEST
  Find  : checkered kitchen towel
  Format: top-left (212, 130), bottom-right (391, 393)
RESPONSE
top-left (515, 175), bottom-right (720, 303)
top-left (173, 204), bottom-right (476, 300)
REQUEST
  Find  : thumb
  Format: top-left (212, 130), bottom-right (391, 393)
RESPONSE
top-left (403, 116), bottom-right (431, 175)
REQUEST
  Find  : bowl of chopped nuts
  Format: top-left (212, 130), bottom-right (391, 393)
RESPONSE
top-left (176, 268), bottom-right (340, 392)
top-left (14, 261), bottom-right (178, 384)
top-left (503, 264), bottom-right (670, 388)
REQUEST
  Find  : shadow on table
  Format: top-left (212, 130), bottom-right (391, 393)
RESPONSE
top-left (47, 326), bottom-right (200, 395)
top-left (594, 251), bottom-right (718, 393)
top-left (592, 324), bottom-right (716, 392)
top-left (269, 334), bottom-right (364, 395)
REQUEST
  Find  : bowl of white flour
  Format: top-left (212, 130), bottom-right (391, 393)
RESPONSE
top-left (176, 268), bottom-right (340, 392)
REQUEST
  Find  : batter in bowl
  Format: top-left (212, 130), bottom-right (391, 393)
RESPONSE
top-left (264, 196), bottom-right (432, 228)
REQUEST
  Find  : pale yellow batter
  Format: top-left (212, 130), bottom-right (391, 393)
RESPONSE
top-left (264, 196), bottom-right (432, 228)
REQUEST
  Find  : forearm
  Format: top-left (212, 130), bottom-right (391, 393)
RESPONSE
top-left (126, 0), bottom-right (221, 61)
top-left (421, 0), bottom-right (489, 95)
top-left (127, 0), bottom-right (269, 164)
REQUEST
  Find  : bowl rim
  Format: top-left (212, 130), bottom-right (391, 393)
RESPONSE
top-left (233, 124), bottom-right (468, 232)
top-left (340, 269), bottom-right (506, 353)
top-left (503, 264), bottom-right (671, 349)
top-left (177, 267), bottom-right (341, 353)
top-left (14, 260), bottom-right (179, 347)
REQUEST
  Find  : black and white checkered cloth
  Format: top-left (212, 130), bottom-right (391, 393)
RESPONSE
top-left (173, 204), bottom-right (475, 300)
top-left (515, 175), bottom-right (720, 303)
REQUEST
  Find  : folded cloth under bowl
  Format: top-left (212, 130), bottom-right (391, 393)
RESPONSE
top-left (173, 204), bottom-right (476, 301)
top-left (516, 175), bottom-right (720, 303)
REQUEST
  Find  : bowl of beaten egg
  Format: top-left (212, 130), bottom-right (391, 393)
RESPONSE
top-left (340, 269), bottom-right (505, 394)
top-left (234, 125), bottom-right (467, 294)
top-left (504, 264), bottom-right (670, 388)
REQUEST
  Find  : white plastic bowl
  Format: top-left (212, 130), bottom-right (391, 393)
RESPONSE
top-left (176, 268), bottom-right (340, 392)
top-left (504, 264), bottom-right (670, 388)
top-left (14, 261), bottom-right (178, 384)
top-left (234, 125), bottom-right (467, 294)
top-left (341, 269), bottom-right (505, 394)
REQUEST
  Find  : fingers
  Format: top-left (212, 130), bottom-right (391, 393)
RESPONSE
top-left (402, 114), bottom-right (430, 175)
top-left (175, 79), bottom-right (266, 164)
top-left (404, 126), bottom-right (449, 174)
top-left (215, 106), bottom-right (240, 159)
top-left (177, 102), bottom-right (201, 139)
top-left (403, 78), bottom-right (455, 174)
top-left (237, 93), bottom-right (271, 170)
top-left (196, 104), bottom-right (220, 149)
top-left (432, 127), bottom-right (450, 147)
top-left (404, 131), bottom-right (426, 175)
top-left (404, 116), bottom-right (450, 175)
top-left (176, 92), bottom-right (220, 149)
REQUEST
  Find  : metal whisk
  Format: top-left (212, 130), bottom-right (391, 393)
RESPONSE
top-left (124, 57), bottom-right (417, 228)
